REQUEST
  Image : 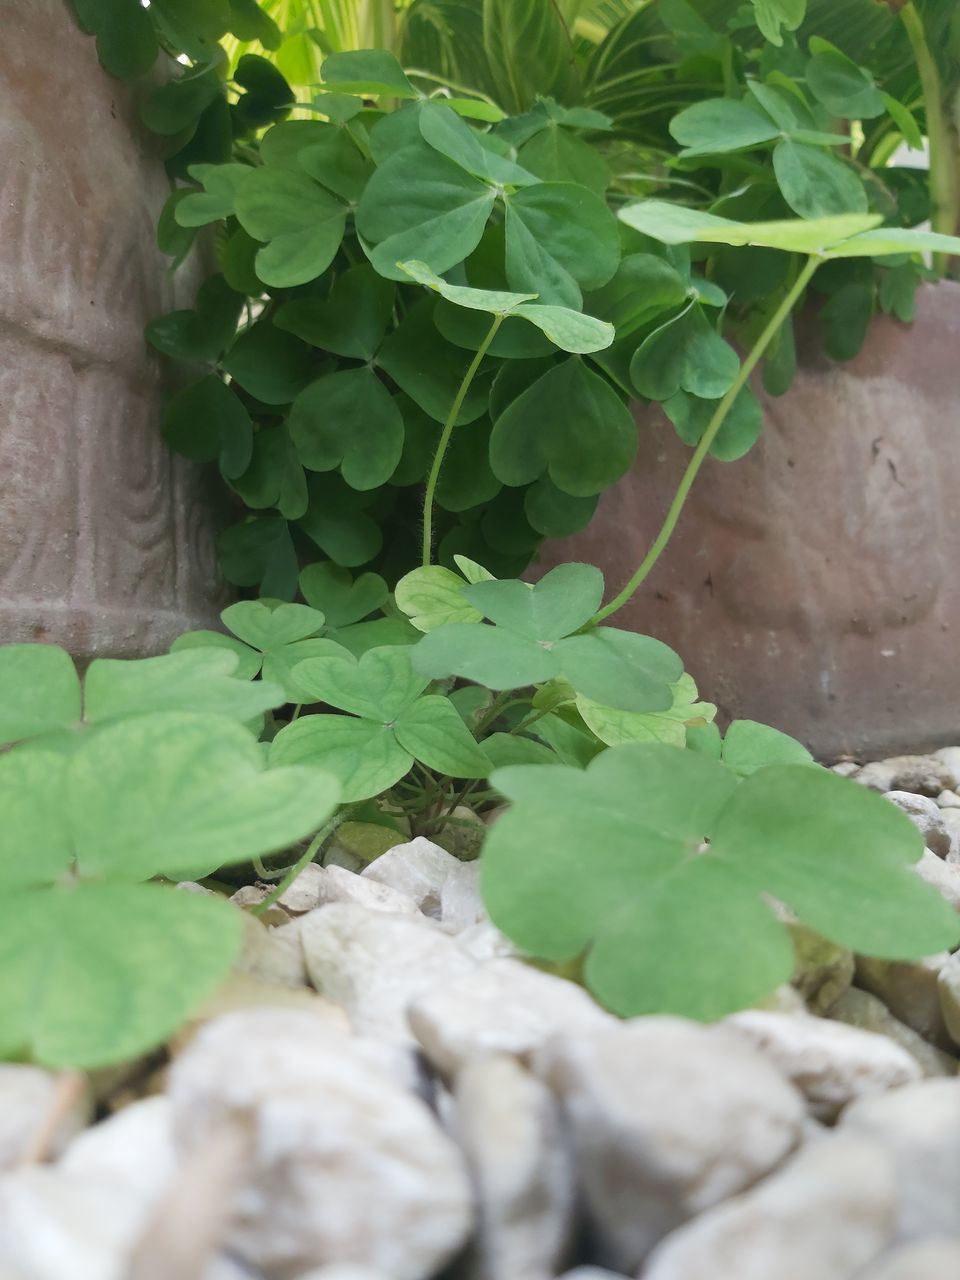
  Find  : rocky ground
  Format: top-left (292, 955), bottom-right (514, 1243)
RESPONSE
top-left (2, 749), bottom-right (960, 1280)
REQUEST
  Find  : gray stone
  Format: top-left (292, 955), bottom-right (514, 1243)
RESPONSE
top-left (855, 1238), bottom-right (960, 1279)
top-left (724, 1010), bottom-right (921, 1120)
top-left (168, 1009), bottom-right (474, 1280)
top-left (534, 1017), bottom-right (806, 1271)
top-left (299, 904), bottom-right (475, 1046)
top-left (936, 789), bottom-right (960, 809)
top-left (408, 958), bottom-right (615, 1078)
top-left (277, 863), bottom-right (324, 915)
top-left (933, 746), bottom-right (960, 781)
top-left (840, 1078), bottom-right (960, 1241)
top-left (314, 865), bottom-right (421, 916)
top-left (641, 1136), bottom-right (896, 1280)
top-left (855, 953), bottom-right (954, 1049)
top-left (883, 791), bottom-right (952, 857)
top-left (294, 1270), bottom-right (391, 1280)
top-left (936, 949), bottom-right (960, 1047)
top-left (451, 1055), bottom-right (575, 1280)
top-left (0, 1066), bottom-right (90, 1171)
top-left (237, 916), bottom-right (308, 988)
top-left (59, 1097), bottom-right (176, 1200)
top-left (856, 757), bottom-right (955, 796)
top-left (361, 838), bottom-right (463, 917)
top-left (439, 860), bottom-right (487, 933)
top-left (914, 848), bottom-right (960, 910)
top-left (827, 987), bottom-right (958, 1078)
top-left (939, 807), bottom-right (960, 861)
top-left (787, 922), bottom-right (855, 1012)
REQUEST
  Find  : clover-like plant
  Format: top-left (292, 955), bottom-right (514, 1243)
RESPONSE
top-left (0, 645), bottom-right (338, 1068)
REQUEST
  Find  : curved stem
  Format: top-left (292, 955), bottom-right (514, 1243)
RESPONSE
top-left (251, 810), bottom-right (347, 917)
top-left (590, 253), bottom-right (821, 626)
top-left (421, 315), bottom-right (503, 566)
top-left (901, 2), bottom-right (960, 270)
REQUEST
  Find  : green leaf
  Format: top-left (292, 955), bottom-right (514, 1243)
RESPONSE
top-left (820, 281), bottom-right (874, 360)
top-left (288, 369), bottom-right (405, 490)
top-left (0, 750), bottom-right (72, 888)
top-left (146, 274), bottom-right (244, 365)
top-left (395, 565), bottom-right (486, 633)
top-left (490, 357), bottom-right (636, 495)
top-left (218, 516), bottom-right (299, 599)
top-left (170, 630), bottom-right (263, 682)
top-left (275, 266), bottom-right (394, 361)
top-left (630, 305), bottom-right (740, 402)
top-left (750, 0), bottom-right (805, 45)
top-left (175, 164), bottom-right (253, 228)
top-left (578, 672), bottom-right (716, 748)
top-left (0, 646), bottom-right (81, 746)
top-left (465, 564), bottom-right (603, 640)
top-left (773, 140), bottom-right (868, 219)
top-left (141, 69), bottom-right (223, 136)
top-left (504, 183), bottom-right (620, 308)
top-left (821, 227), bottom-right (960, 259)
top-left (299, 563), bottom-right (389, 628)
top-left (394, 696), bottom-right (491, 778)
top-left (74, 0), bottom-right (158, 79)
top-left (481, 744), bottom-right (960, 1020)
top-left (234, 168), bottom-right (347, 288)
top-left (377, 299), bottom-right (491, 424)
top-left (82, 650), bottom-right (283, 725)
top-left (586, 254), bottom-right (690, 338)
top-left (518, 126), bottom-right (611, 194)
top-left (233, 54), bottom-right (294, 132)
top-left (618, 200), bottom-right (880, 253)
top-left (483, 0), bottom-right (577, 114)
top-left (398, 261), bottom-right (614, 355)
top-left (356, 144), bottom-right (497, 282)
top-left (69, 711), bottom-right (340, 881)
top-left (157, 190), bottom-right (198, 266)
top-left (663, 386), bottom-right (763, 461)
top-left (720, 719), bottom-right (813, 776)
top-left (217, 600), bottom-right (337, 700)
top-left (294, 646), bottom-right (428, 721)
top-left (553, 629), bottom-right (684, 712)
top-left (270, 714), bottom-right (413, 802)
top-left (807, 45), bottom-right (884, 119)
top-left (882, 93), bottom-right (923, 151)
top-left (229, 425), bottom-right (307, 520)
top-left (0, 883), bottom-right (241, 1069)
top-left (162, 375), bottom-right (253, 479)
top-left (296, 475), bottom-right (383, 569)
top-left (483, 733), bottom-right (558, 768)
top-left (669, 99), bottom-right (781, 157)
top-left (524, 475), bottom-right (597, 537)
top-left (320, 50), bottom-right (418, 99)
top-left (227, 0), bottom-right (282, 48)
top-left (221, 324), bottom-right (314, 406)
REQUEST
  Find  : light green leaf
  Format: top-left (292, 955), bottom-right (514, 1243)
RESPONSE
top-left (269, 714), bottom-right (413, 802)
top-left (721, 719), bottom-right (813, 777)
top-left (0, 646), bottom-right (81, 747)
top-left (175, 164), bottom-right (252, 227)
top-left (395, 565), bottom-right (485, 633)
top-left (394, 696), bottom-right (491, 778)
top-left (293, 646), bottom-right (428, 722)
top-left (490, 357), bottom-right (636, 496)
top-left (483, 732), bottom-right (558, 768)
top-left (289, 369), bottom-right (405, 491)
top-left (0, 883), bottom-right (242, 1069)
top-left (299, 563), bottom-right (389, 628)
top-left (822, 227), bottom-right (960, 259)
top-left (504, 183), bottom-right (620, 307)
top-left (554, 629), bottom-right (684, 712)
top-left (413, 623), bottom-right (558, 690)
top-left (83, 651), bottom-right (283, 725)
top-left (578, 673), bottom-right (716, 748)
top-left (170, 630), bottom-right (263, 682)
top-left (618, 200), bottom-right (880, 253)
top-left (320, 50), bottom-right (418, 99)
top-left (0, 750), bottom-right (72, 888)
top-left (234, 168), bottom-right (347, 288)
top-left (773, 140), bottom-right (868, 219)
top-left (669, 99), bottom-right (781, 157)
top-left (464, 564), bottom-right (604, 641)
top-left (356, 145), bottom-right (497, 282)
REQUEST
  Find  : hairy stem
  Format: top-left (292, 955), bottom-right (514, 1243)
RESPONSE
top-left (590, 253), bottom-right (821, 626)
top-left (901, 2), bottom-right (960, 270)
top-left (422, 315), bottom-right (503, 566)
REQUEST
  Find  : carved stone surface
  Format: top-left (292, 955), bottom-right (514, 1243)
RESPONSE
top-left (537, 283), bottom-right (960, 758)
top-left (0, 0), bottom-right (227, 658)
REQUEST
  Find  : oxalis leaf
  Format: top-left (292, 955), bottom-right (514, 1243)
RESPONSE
top-left (412, 564), bottom-right (683, 712)
top-left (578, 673), bottom-right (716, 749)
top-left (618, 201), bottom-right (881, 254)
top-left (481, 745), bottom-right (960, 1020)
top-left (630, 303), bottom-right (740, 402)
top-left (271, 646), bottom-right (490, 800)
top-left (288, 369), bottom-right (405, 491)
top-left (395, 556), bottom-right (495, 633)
top-left (398, 261), bottom-right (614, 355)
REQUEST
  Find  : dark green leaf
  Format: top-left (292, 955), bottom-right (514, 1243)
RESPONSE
top-left (234, 168), bottom-right (347, 287)
top-left (320, 50), bottom-right (418, 99)
top-left (299, 562), bottom-right (389, 627)
top-left (663, 386), bottom-right (763, 461)
top-left (230, 425), bottom-right (307, 519)
top-left (504, 182), bottom-right (620, 307)
top-left (218, 516), bottom-right (299, 598)
top-left (630, 305), bottom-right (740, 402)
top-left (141, 69), bottom-right (223, 137)
top-left (222, 323), bottom-right (314, 405)
top-left (377, 299), bottom-right (491, 424)
top-left (289, 369), bottom-right (405, 490)
top-left (162, 375), bottom-right (253, 479)
top-left (773, 139), bottom-right (868, 218)
top-left (275, 266), bottom-right (394, 361)
top-left (807, 45), bottom-right (885, 119)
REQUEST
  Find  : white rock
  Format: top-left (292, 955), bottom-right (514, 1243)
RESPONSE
top-left (856, 1237), bottom-right (960, 1279)
top-left (856, 756), bottom-right (955, 796)
top-left (294, 1269), bottom-right (391, 1280)
top-left (277, 862), bottom-right (325, 914)
top-left (439, 860), bottom-right (487, 932)
top-left (59, 1097), bottom-right (177, 1203)
top-left (724, 1010), bottom-right (921, 1120)
top-left (884, 791), bottom-right (952, 858)
top-left (641, 1136), bottom-right (896, 1280)
top-left (168, 1009), bottom-right (473, 1280)
top-left (534, 1017), bottom-right (806, 1270)
top-left (409, 958), bottom-right (614, 1078)
top-left (939, 807), bottom-right (960, 861)
top-left (915, 848), bottom-right (960, 910)
top-left (827, 987), bottom-right (958, 1078)
top-left (933, 746), bottom-right (960, 781)
top-left (452, 1056), bottom-right (575, 1280)
top-left (361, 838), bottom-right (462, 917)
top-left (299, 904), bottom-right (475, 1045)
top-left (937, 789), bottom-right (960, 809)
top-left (238, 915), bottom-right (308, 988)
top-left (0, 1066), bottom-right (90, 1171)
top-left (202, 1255), bottom-right (261, 1280)
top-left (454, 921), bottom-right (518, 963)
top-left (840, 1078), bottom-right (960, 1241)
top-left (855, 953), bottom-right (953, 1048)
top-left (314, 865), bottom-right (421, 915)
top-left (831, 761), bottom-right (861, 778)
top-left (938, 949), bottom-right (960, 1046)
top-left (786, 922), bottom-right (854, 1012)
top-left (556, 1272), bottom-right (630, 1280)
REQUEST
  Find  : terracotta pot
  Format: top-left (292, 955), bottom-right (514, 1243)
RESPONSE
top-left (536, 281), bottom-right (960, 759)
top-left (0, 0), bottom-right (226, 658)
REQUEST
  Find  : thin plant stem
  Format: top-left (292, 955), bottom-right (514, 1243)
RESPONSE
top-left (421, 315), bottom-right (503, 566)
top-left (590, 253), bottom-right (821, 626)
top-left (251, 812), bottom-right (344, 917)
top-left (901, 2), bottom-right (960, 271)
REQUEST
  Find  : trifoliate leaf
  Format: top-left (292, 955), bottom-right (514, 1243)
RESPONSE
top-left (376, 299), bottom-right (491, 424)
top-left (578, 673), bottom-right (716, 748)
top-left (229, 424), bottom-right (307, 520)
top-left (174, 164), bottom-right (252, 226)
top-left (270, 714), bottom-right (413, 802)
top-left (170, 630), bottom-right (263, 683)
top-left (395, 565), bottom-right (485, 633)
top-left (750, 0), bottom-right (805, 46)
top-left (289, 370), bottom-right (405, 490)
top-left (216, 601), bottom-right (342, 702)
top-left (807, 45), bottom-right (884, 120)
top-left (720, 719), bottom-right (813, 776)
top-left (503, 182), bottom-right (620, 307)
top-left (630, 305), bottom-right (740, 402)
top-left (221, 323), bottom-right (314, 406)
top-left (393, 696), bottom-right (491, 777)
top-left (0, 646), bottom-right (81, 746)
top-left (234, 167), bottom-right (347, 287)
top-left (663, 386), bottom-right (763, 461)
top-left (82, 651), bottom-right (282, 725)
top-left (299, 562), bottom-right (389, 628)
top-left (161, 375), bottom-right (253, 479)
top-left (275, 265), bottom-right (394, 361)
top-left (293, 646), bottom-right (428, 721)
top-left (773, 140), bottom-right (868, 219)
top-left (482, 745), bottom-right (960, 1019)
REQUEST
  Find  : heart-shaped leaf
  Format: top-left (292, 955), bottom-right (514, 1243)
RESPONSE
top-left (275, 266), bottom-right (394, 361)
top-left (218, 515), bottom-right (299, 599)
top-left (234, 167), bottom-right (347, 287)
top-left (504, 182), bottom-right (620, 307)
top-left (212, 600), bottom-right (338, 701)
top-left (221, 323), bottom-right (314, 406)
top-left (490, 357), bottom-right (637, 495)
top-left (170, 631), bottom-right (263, 682)
top-left (377, 299), bottom-right (492, 424)
top-left (663, 386), bottom-right (763, 461)
top-left (289, 369), bottom-right (404, 490)
top-left (146, 274), bottom-right (243, 364)
top-left (393, 696), bottom-right (491, 778)
top-left (229, 424), bottom-right (307, 520)
top-left (299, 562), bottom-right (389, 628)
top-left (293, 646), bottom-right (429, 721)
top-left (174, 163), bottom-right (252, 226)
top-left (630, 304), bottom-right (740, 402)
top-left (578, 673), bottom-right (716, 749)
top-left (720, 719), bottom-right (813, 776)
top-left (270, 714), bottom-right (413, 802)
top-left (0, 646), bottom-right (81, 747)
top-left (83, 650), bottom-right (283, 725)
top-left (807, 43), bottom-right (885, 119)
top-left (395, 564), bottom-right (489, 633)
top-left (669, 98), bottom-right (781, 157)
top-left (162, 375), bottom-right (253, 478)
top-left (0, 749), bottom-right (72, 888)
top-left (482, 746), bottom-right (960, 1019)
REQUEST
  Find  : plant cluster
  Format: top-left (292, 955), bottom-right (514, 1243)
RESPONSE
top-left (24, 1), bottom-right (959, 1072)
